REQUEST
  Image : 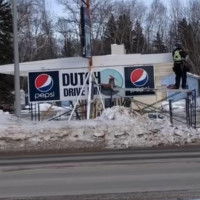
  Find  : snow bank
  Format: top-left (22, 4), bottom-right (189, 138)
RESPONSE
top-left (0, 106), bottom-right (200, 153)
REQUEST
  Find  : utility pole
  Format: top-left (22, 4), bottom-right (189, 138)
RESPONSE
top-left (86, 0), bottom-right (93, 119)
top-left (12, 0), bottom-right (21, 118)
top-left (69, 0), bottom-right (105, 121)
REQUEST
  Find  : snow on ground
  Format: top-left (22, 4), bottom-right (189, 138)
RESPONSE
top-left (0, 103), bottom-right (200, 153)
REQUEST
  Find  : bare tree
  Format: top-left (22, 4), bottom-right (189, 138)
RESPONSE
top-left (90, 0), bottom-right (114, 55)
top-left (167, 0), bottom-right (185, 49)
top-left (57, 0), bottom-right (116, 55)
top-left (180, 0), bottom-right (200, 74)
top-left (57, 0), bottom-right (81, 42)
top-left (167, 0), bottom-right (200, 74)
top-left (17, 0), bottom-right (57, 62)
top-left (56, 18), bottom-right (77, 57)
top-left (144, 0), bottom-right (168, 53)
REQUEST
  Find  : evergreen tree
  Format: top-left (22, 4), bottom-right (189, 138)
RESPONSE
top-left (62, 38), bottom-right (76, 57)
top-left (178, 18), bottom-right (193, 50)
top-left (132, 20), bottom-right (145, 53)
top-left (178, 18), bottom-right (199, 74)
top-left (0, 0), bottom-right (13, 64)
top-left (0, 0), bottom-right (14, 111)
top-left (153, 31), bottom-right (167, 53)
top-left (116, 13), bottom-right (133, 53)
top-left (103, 14), bottom-right (117, 54)
top-left (103, 14), bottom-right (145, 54)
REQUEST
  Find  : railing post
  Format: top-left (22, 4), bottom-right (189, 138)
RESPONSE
top-left (192, 90), bottom-right (197, 129)
top-left (169, 99), bottom-right (173, 126)
top-left (186, 93), bottom-right (190, 127)
top-left (38, 103), bottom-right (40, 121)
top-left (30, 103), bottom-right (33, 121)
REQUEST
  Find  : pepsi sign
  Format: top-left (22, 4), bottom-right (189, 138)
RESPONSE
top-left (130, 68), bottom-right (149, 87)
top-left (35, 74), bottom-right (54, 92)
top-left (28, 71), bottom-right (60, 102)
top-left (125, 66), bottom-right (155, 96)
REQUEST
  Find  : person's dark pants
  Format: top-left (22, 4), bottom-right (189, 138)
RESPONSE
top-left (173, 62), bottom-right (187, 89)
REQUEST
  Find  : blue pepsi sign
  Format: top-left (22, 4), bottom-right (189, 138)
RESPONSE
top-left (28, 71), bottom-right (60, 102)
top-left (124, 66), bottom-right (155, 95)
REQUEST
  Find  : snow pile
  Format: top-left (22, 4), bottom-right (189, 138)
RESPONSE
top-left (97, 106), bottom-right (144, 121)
top-left (0, 105), bottom-right (200, 153)
top-left (96, 106), bottom-right (200, 148)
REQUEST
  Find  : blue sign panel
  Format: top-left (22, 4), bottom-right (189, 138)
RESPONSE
top-left (124, 66), bottom-right (155, 95)
top-left (28, 71), bottom-right (60, 102)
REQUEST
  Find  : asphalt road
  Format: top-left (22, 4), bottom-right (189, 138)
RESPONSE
top-left (1, 147), bottom-right (200, 200)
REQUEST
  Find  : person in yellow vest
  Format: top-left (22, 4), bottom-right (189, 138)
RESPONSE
top-left (168, 44), bottom-right (189, 89)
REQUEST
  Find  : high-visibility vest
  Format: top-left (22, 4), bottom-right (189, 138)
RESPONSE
top-left (173, 50), bottom-right (182, 62)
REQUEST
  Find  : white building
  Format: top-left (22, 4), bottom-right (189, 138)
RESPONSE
top-left (1, 44), bottom-right (197, 113)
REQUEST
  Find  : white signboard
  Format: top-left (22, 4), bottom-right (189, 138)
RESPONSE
top-left (28, 65), bottom-right (154, 102)
top-left (59, 67), bottom-right (124, 101)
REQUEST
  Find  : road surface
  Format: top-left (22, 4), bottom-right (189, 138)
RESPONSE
top-left (1, 147), bottom-right (200, 199)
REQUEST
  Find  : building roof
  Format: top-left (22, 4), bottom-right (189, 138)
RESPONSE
top-left (93, 53), bottom-right (172, 67)
top-left (0, 53), bottom-right (173, 77)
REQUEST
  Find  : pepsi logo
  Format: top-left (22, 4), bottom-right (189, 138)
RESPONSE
top-left (35, 74), bottom-right (54, 92)
top-left (130, 68), bottom-right (149, 87)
